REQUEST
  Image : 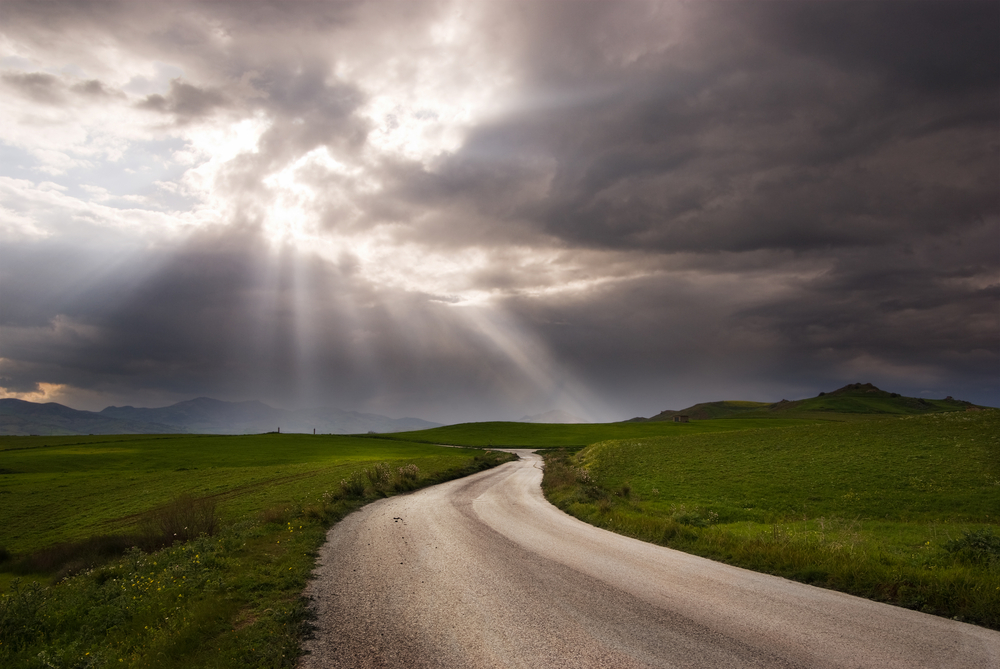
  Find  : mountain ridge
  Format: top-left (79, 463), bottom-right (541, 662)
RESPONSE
top-left (0, 397), bottom-right (441, 436)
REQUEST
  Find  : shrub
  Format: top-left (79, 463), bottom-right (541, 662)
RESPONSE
top-left (945, 529), bottom-right (1000, 565)
top-left (364, 462), bottom-right (393, 490)
top-left (0, 579), bottom-right (47, 652)
top-left (339, 471), bottom-right (366, 498)
top-left (669, 504), bottom-right (719, 528)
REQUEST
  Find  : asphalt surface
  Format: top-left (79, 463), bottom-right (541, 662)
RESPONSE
top-left (300, 450), bottom-right (1000, 668)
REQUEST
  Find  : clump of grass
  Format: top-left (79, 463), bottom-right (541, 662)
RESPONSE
top-left (261, 504), bottom-right (293, 525)
top-left (141, 493), bottom-right (218, 547)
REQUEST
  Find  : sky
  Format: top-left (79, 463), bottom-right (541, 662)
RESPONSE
top-left (0, 0), bottom-right (997, 423)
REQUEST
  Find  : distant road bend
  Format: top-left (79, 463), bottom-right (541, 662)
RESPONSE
top-left (301, 450), bottom-right (1000, 668)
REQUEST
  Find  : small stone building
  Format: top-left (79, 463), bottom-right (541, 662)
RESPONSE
top-left (673, 415), bottom-right (689, 423)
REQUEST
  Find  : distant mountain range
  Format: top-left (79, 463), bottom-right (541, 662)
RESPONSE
top-left (0, 397), bottom-right (441, 436)
top-left (626, 383), bottom-right (983, 422)
top-left (519, 410), bottom-right (589, 424)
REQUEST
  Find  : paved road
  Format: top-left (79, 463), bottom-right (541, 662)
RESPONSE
top-left (301, 450), bottom-right (1000, 668)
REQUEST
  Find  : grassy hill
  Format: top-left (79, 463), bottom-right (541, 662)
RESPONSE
top-left (542, 409), bottom-right (1000, 628)
top-left (384, 416), bottom-right (812, 447)
top-left (644, 383), bottom-right (980, 421)
top-left (646, 400), bottom-right (770, 421)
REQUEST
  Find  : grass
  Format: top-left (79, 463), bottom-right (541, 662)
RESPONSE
top-left (385, 416), bottom-right (814, 448)
top-left (0, 433), bottom-right (496, 555)
top-left (541, 409), bottom-right (1000, 629)
top-left (0, 433), bottom-right (515, 667)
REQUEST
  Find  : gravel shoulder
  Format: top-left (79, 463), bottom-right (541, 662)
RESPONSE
top-left (301, 450), bottom-right (1000, 668)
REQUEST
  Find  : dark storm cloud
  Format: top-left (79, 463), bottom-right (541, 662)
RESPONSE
top-left (399, 1), bottom-right (996, 408)
top-left (738, 1), bottom-right (1000, 94)
top-left (468, 2), bottom-right (1000, 256)
top-left (0, 1), bottom-right (997, 418)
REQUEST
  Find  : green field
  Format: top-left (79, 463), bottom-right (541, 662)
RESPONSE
top-left (0, 433), bottom-right (513, 668)
top-left (3, 401), bottom-right (997, 666)
top-left (0, 433), bottom-right (493, 555)
top-left (541, 409), bottom-right (1000, 628)
top-left (387, 416), bottom-right (813, 447)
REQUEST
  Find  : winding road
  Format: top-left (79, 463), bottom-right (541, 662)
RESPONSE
top-left (301, 450), bottom-right (1000, 668)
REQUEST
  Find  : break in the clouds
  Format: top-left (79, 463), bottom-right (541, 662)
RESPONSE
top-left (0, 1), bottom-right (997, 422)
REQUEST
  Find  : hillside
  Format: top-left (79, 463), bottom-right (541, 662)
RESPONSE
top-left (643, 383), bottom-right (981, 421)
top-left (646, 400), bottom-right (770, 421)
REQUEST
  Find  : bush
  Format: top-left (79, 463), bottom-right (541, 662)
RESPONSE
top-left (0, 579), bottom-right (47, 652)
top-left (669, 504), bottom-right (719, 528)
top-left (339, 471), bottom-right (367, 498)
top-left (365, 462), bottom-right (394, 489)
top-left (945, 529), bottom-right (1000, 565)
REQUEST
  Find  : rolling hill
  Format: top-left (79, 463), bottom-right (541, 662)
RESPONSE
top-left (640, 383), bottom-right (982, 421)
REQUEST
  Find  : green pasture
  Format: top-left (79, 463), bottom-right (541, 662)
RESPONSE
top-left (0, 433), bottom-right (484, 556)
top-left (387, 416), bottom-right (813, 447)
top-left (542, 409), bottom-right (1000, 628)
top-left (0, 433), bottom-right (512, 668)
top-left (579, 410), bottom-right (999, 522)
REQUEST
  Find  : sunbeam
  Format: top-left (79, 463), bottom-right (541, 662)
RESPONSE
top-left (1, 0), bottom-right (996, 417)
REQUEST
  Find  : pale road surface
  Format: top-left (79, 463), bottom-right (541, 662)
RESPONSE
top-left (300, 450), bottom-right (1000, 668)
